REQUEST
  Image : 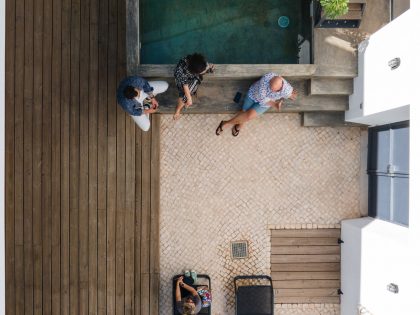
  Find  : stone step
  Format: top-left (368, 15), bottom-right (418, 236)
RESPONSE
top-left (302, 112), bottom-right (363, 127)
top-left (309, 78), bottom-right (353, 95)
top-left (154, 80), bottom-right (348, 114)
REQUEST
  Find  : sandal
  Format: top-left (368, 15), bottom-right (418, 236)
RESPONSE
top-left (215, 121), bottom-right (225, 136)
top-left (232, 125), bottom-right (240, 137)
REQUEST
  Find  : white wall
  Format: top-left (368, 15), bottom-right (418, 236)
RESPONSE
top-left (346, 7), bottom-right (419, 125)
top-left (342, 5), bottom-right (420, 315)
top-left (341, 218), bottom-right (420, 315)
top-left (0, 0), bottom-right (6, 312)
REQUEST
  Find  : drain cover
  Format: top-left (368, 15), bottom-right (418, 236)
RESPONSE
top-left (231, 241), bottom-right (248, 259)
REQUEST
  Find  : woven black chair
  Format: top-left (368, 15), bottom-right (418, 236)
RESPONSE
top-left (173, 274), bottom-right (211, 315)
top-left (234, 275), bottom-right (273, 315)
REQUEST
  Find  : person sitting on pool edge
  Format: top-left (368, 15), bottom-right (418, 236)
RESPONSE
top-left (173, 53), bottom-right (215, 120)
top-left (215, 72), bottom-right (298, 136)
top-left (117, 76), bottom-right (169, 131)
top-left (175, 276), bottom-right (202, 315)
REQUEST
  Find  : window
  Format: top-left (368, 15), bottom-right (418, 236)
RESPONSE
top-left (368, 121), bottom-right (409, 226)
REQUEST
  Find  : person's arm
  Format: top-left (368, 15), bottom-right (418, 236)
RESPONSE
top-left (183, 85), bottom-right (193, 107)
top-left (181, 282), bottom-right (199, 296)
top-left (175, 277), bottom-right (183, 302)
top-left (267, 99), bottom-right (284, 111)
top-left (288, 88), bottom-right (298, 101)
top-left (257, 73), bottom-right (275, 106)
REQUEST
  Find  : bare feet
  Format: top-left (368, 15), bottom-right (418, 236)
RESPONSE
top-left (173, 111), bottom-right (182, 120)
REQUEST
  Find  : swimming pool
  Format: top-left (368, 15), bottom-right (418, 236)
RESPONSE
top-left (139, 0), bottom-right (312, 64)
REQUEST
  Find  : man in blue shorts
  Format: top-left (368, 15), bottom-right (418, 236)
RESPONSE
top-left (215, 73), bottom-right (297, 136)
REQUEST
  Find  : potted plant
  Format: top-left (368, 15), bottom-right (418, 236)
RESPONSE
top-left (314, 0), bottom-right (366, 28)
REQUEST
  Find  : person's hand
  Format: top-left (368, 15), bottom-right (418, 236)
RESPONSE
top-left (145, 108), bottom-right (157, 115)
top-left (275, 99), bottom-right (284, 111)
top-left (185, 96), bottom-right (193, 107)
top-left (208, 63), bottom-right (215, 73)
top-left (289, 89), bottom-right (298, 101)
top-left (176, 276), bottom-right (184, 284)
top-left (151, 98), bottom-right (159, 109)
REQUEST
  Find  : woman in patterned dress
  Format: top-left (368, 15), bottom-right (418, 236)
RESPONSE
top-left (173, 53), bottom-right (214, 120)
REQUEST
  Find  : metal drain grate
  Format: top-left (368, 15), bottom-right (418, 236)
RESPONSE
top-left (231, 241), bottom-right (248, 259)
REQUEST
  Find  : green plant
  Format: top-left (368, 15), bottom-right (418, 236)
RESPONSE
top-left (320, 0), bottom-right (349, 19)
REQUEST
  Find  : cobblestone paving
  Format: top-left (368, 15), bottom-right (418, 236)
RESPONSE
top-left (276, 304), bottom-right (340, 315)
top-left (159, 114), bottom-right (361, 315)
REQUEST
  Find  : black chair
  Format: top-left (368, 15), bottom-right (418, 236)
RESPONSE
top-left (234, 275), bottom-right (273, 315)
top-left (173, 274), bottom-right (211, 315)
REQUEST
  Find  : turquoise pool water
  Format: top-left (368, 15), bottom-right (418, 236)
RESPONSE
top-left (140, 0), bottom-right (311, 64)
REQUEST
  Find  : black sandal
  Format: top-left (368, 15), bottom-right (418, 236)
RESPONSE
top-left (232, 125), bottom-right (240, 137)
top-left (215, 121), bottom-right (224, 136)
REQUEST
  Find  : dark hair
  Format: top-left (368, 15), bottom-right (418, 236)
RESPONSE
top-left (186, 53), bottom-right (207, 75)
top-left (124, 86), bottom-right (138, 99)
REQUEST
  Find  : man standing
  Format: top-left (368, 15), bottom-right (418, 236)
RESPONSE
top-left (215, 73), bottom-right (297, 136)
top-left (117, 76), bottom-right (169, 131)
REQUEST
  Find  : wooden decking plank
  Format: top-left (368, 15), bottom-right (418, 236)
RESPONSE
top-left (271, 229), bottom-right (340, 238)
top-left (115, 0), bottom-right (127, 311)
top-left (23, 0), bottom-right (35, 311)
top-left (272, 272), bottom-right (340, 281)
top-left (271, 263), bottom-right (340, 272)
top-left (124, 115), bottom-right (135, 315)
top-left (275, 296), bottom-right (340, 304)
top-left (273, 279), bottom-right (340, 289)
top-left (96, 0), bottom-right (108, 313)
top-left (5, 0), bottom-right (16, 311)
top-left (60, 0), bottom-right (72, 311)
top-left (134, 127), bottom-right (142, 315)
top-left (106, 0), bottom-right (118, 309)
top-left (14, 0), bottom-right (25, 312)
top-left (115, 91), bottom-right (126, 315)
top-left (274, 288), bottom-right (338, 297)
top-left (51, 0), bottom-right (63, 312)
top-left (271, 237), bottom-right (340, 246)
top-left (41, 0), bottom-right (54, 311)
top-left (140, 129), bottom-right (152, 315)
top-left (88, 0), bottom-right (99, 312)
top-left (69, 0), bottom-right (81, 312)
top-left (33, 0), bottom-right (44, 311)
top-left (150, 115), bottom-right (161, 314)
top-left (78, 0), bottom-right (90, 312)
top-left (271, 245), bottom-right (340, 255)
top-left (272, 254), bottom-right (340, 264)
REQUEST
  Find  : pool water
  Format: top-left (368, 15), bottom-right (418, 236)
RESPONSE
top-left (140, 0), bottom-right (312, 64)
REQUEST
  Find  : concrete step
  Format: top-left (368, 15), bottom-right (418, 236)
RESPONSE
top-left (155, 80), bottom-right (348, 114)
top-left (135, 64), bottom-right (357, 80)
top-left (302, 112), bottom-right (363, 127)
top-left (309, 78), bottom-right (353, 95)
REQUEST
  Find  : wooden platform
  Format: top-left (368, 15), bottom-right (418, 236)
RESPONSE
top-left (5, 0), bottom-right (160, 314)
top-left (271, 229), bottom-right (342, 304)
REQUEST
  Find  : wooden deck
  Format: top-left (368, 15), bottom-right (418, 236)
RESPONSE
top-left (271, 229), bottom-right (342, 304)
top-left (5, 0), bottom-right (160, 314)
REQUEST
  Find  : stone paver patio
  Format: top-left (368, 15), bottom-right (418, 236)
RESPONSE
top-left (159, 113), bottom-right (362, 315)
